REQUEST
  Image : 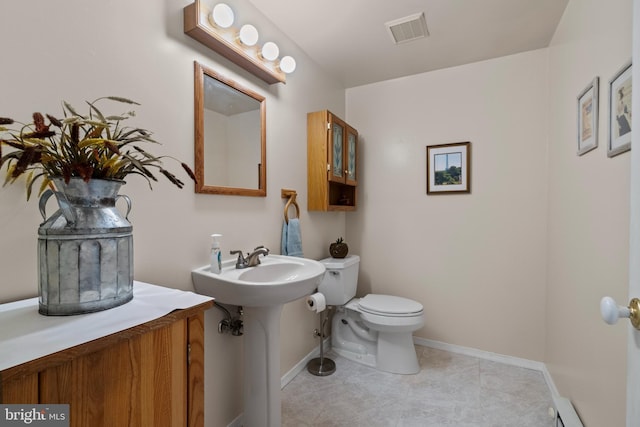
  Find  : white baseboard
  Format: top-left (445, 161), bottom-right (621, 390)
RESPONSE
top-left (281, 336), bottom-right (331, 389)
top-left (287, 335), bottom-right (556, 395)
top-left (226, 414), bottom-right (243, 427)
top-left (541, 363), bottom-right (560, 397)
top-left (413, 336), bottom-right (546, 372)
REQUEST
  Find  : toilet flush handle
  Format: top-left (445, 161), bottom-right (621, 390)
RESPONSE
top-left (600, 296), bottom-right (640, 329)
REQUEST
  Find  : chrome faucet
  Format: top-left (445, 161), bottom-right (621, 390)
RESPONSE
top-left (230, 246), bottom-right (270, 269)
top-left (246, 246), bottom-right (269, 267)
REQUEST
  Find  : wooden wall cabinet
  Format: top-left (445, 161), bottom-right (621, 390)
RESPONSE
top-left (308, 110), bottom-right (359, 211)
top-left (0, 297), bottom-right (212, 427)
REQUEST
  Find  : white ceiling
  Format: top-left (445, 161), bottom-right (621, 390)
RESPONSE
top-left (248, 0), bottom-right (569, 88)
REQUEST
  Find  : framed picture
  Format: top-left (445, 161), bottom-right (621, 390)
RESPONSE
top-left (608, 60), bottom-right (632, 157)
top-left (426, 142), bottom-right (470, 194)
top-left (577, 77), bottom-right (599, 156)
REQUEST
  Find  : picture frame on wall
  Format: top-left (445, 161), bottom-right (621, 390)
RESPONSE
top-left (608, 60), bottom-right (632, 157)
top-left (426, 142), bottom-right (470, 194)
top-left (577, 77), bottom-right (599, 156)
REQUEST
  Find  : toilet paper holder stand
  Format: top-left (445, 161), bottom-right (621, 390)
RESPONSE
top-left (307, 306), bottom-right (336, 376)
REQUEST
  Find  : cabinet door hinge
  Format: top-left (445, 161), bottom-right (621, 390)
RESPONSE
top-left (327, 163), bottom-right (330, 171)
top-left (327, 122), bottom-right (331, 130)
top-left (187, 342), bottom-right (192, 366)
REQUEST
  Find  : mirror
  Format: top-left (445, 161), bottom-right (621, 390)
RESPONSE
top-left (194, 61), bottom-right (266, 196)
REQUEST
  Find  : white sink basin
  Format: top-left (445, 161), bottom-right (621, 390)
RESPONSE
top-left (191, 254), bottom-right (326, 307)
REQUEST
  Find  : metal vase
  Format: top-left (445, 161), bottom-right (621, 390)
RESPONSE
top-left (37, 177), bottom-right (134, 315)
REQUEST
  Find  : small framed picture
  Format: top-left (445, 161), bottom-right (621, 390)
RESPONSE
top-left (577, 77), bottom-right (599, 156)
top-left (426, 142), bottom-right (470, 194)
top-left (608, 60), bottom-right (632, 157)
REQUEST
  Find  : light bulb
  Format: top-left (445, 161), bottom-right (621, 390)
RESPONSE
top-left (261, 42), bottom-right (279, 61)
top-left (279, 56), bottom-right (296, 74)
top-left (239, 24), bottom-right (259, 46)
top-left (211, 3), bottom-right (234, 28)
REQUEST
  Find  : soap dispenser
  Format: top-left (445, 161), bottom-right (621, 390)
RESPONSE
top-left (210, 234), bottom-right (222, 273)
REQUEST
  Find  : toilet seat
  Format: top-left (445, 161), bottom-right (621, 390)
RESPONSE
top-left (358, 294), bottom-right (423, 317)
top-left (346, 294), bottom-right (424, 332)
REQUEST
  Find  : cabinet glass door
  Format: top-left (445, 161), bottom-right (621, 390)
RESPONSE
top-left (329, 120), bottom-right (344, 182)
top-left (346, 128), bottom-right (357, 186)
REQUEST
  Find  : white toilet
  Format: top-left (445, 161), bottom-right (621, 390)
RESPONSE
top-left (318, 255), bottom-right (424, 374)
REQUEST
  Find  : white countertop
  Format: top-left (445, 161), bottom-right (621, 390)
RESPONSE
top-left (0, 281), bottom-right (213, 371)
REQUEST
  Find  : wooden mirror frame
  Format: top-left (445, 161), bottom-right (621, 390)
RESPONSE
top-left (194, 61), bottom-right (267, 196)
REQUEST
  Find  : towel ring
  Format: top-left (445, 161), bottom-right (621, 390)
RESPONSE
top-left (281, 189), bottom-right (300, 224)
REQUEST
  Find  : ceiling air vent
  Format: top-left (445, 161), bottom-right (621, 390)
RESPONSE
top-left (385, 12), bottom-right (428, 45)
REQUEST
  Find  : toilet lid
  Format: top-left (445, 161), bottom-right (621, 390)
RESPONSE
top-left (358, 294), bottom-right (423, 316)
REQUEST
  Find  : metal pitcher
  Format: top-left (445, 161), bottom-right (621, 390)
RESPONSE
top-left (37, 178), bottom-right (133, 315)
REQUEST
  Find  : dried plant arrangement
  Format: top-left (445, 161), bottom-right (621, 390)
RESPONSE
top-left (0, 96), bottom-right (195, 199)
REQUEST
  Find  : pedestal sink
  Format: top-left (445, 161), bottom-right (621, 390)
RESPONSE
top-left (192, 255), bottom-right (326, 427)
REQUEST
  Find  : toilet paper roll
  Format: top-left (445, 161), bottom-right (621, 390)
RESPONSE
top-left (306, 292), bottom-right (326, 313)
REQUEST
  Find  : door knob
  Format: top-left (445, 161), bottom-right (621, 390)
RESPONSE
top-left (600, 296), bottom-right (640, 329)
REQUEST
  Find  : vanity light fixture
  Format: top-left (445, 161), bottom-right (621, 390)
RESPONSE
top-left (184, 0), bottom-right (295, 85)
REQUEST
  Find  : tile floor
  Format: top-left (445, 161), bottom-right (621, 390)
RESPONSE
top-left (282, 346), bottom-right (553, 427)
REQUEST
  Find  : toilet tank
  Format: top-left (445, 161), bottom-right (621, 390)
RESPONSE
top-left (318, 255), bottom-right (360, 306)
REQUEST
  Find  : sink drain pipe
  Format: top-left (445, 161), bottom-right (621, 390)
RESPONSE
top-left (214, 302), bottom-right (244, 336)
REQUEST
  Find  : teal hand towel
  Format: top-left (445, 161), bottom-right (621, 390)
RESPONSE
top-left (282, 218), bottom-right (303, 257)
top-left (281, 220), bottom-right (288, 255)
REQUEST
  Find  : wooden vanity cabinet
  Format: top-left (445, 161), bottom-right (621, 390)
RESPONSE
top-left (0, 300), bottom-right (212, 427)
top-left (308, 110), bottom-right (358, 211)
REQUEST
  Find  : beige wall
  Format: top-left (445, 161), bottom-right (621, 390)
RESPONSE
top-left (346, 1), bottom-right (632, 426)
top-left (0, 0), bottom-right (634, 426)
top-left (0, 1), bottom-right (346, 426)
top-left (546, 1), bottom-right (632, 426)
top-left (346, 49), bottom-right (549, 361)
